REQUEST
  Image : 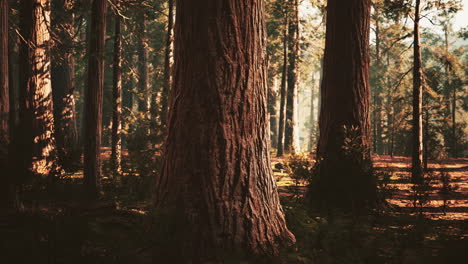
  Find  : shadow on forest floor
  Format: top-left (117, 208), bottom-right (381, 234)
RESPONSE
top-left (0, 152), bottom-right (467, 263)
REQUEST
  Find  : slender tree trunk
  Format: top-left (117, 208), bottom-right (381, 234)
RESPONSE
top-left (313, 0), bottom-right (375, 210)
top-left (411, 0), bottom-right (424, 182)
top-left (277, 12), bottom-right (288, 157)
top-left (308, 72), bottom-right (315, 152)
top-left (268, 71), bottom-right (278, 149)
top-left (51, 0), bottom-right (79, 170)
top-left (284, 0), bottom-right (299, 153)
top-left (84, 0), bottom-right (107, 199)
top-left (137, 15), bottom-right (149, 113)
top-left (452, 81), bottom-right (456, 157)
top-left (17, 0), bottom-right (59, 179)
top-left (155, 0), bottom-right (295, 260)
top-left (0, 0), bottom-right (13, 209)
top-left (111, 1), bottom-right (122, 180)
top-left (0, 0), bottom-right (8, 154)
top-left (160, 0), bottom-right (174, 127)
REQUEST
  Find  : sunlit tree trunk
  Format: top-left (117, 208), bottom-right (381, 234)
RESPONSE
top-left (84, 0), bottom-right (107, 199)
top-left (155, 0), bottom-right (295, 260)
top-left (308, 72), bottom-right (315, 152)
top-left (111, 1), bottom-right (122, 180)
top-left (284, 0), bottom-right (299, 153)
top-left (313, 0), bottom-right (375, 210)
top-left (277, 10), bottom-right (288, 157)
top-left (160, 0), bottom-right (174, 127)
top-left (137, 15), bottom-right (149, 113)
top-left (51, 0), bottom-right (79, 170)
top-left (267, 70), bottom-right (278, 149)
top-left (17, 0), bottom-right (60, 179)
top-left (411, 0), bottom-right (424, 182)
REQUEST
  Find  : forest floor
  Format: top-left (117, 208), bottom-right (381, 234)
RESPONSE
top-left (1, 150), bottom-right (467, 263)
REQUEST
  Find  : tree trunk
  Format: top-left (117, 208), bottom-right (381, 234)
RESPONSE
top-left (137, 15), bottom-right (149, 113)
top-left (284, 0), bottom-right (299, 153)
top-left (312, 0), bottom-right (375, 210)
top-left (308, 72), bottom-right (315, 152)
top-left (268, 72), bottom-right (278, 149)
top-left (111, 1), bottom-right (122, 180)
top-left (17, 0), bottom-right (59, 179)
top-left (276, 11), bottom-right (288, 157)
top-left (160, 0), bottom-right (174, 127)
top-left (0, 0), bottom-right (13, 209)
top-left (155, 0), bottom-right (295, 260)
top-left (0, 0), bottom-right (8, 155)
top-left (84, 0), bottom-right (107, 199)
top-left (411, 0), bottom-right (424, 182)
top-left (51, 0), bottom-right (79, 170)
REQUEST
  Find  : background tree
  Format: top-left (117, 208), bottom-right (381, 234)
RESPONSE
top-left (284, 0), bottom-right (299, 153)
top-left (51, 0), bottom-right (79, 170)
top-left (111, 0), bottom-right (123, 180)
top-left (155, 0), bottom-right (295, 260)
top-left (17, 0), bottom-right (60, 180)
top-left (84, 0), bottom-right (107, 199)
top-left (311, 0), bottom-right (376, 210)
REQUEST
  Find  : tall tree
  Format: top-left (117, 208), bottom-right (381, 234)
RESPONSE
top-left (84, 0), bottom-right (107, 199)
top-left (277, 4), bottom-right (288, 157)
top-left (0, 0), bottom-right (13, 209)
top-left (312, 0), bottom-right (376, 209)
top-left (411, 0), bottom-right (423, 181)
top-left (155, 0), bottom-right (295, 260)
top-left (284, 0), bottom-right (299, 153)
top-left (137, 15), bottom-right (149, 113)
top-left (111, 0), bottom-right (122, 180)
top-left (17, 0), bottom-right (60, 179)
top-left (160, 0), bottom-right (174, 127)
top-left (51, 0), bottom-right (79, 170)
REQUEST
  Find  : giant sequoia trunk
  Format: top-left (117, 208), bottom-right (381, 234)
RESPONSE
top-left (17, 0), bottom-right (60, 179)
top-left (155, 0), bottom-right (295, 260)
top-left (160, 0), bottom-right (174, 127)
top-left (411, 0), bottom-right (424, 181)
top-left (284, 0), bottom-right (299, 153)
top-left (312, 0), bottom-right (376, 210)
top-left (84, 0), bottom-right (107, 199)
top-left (51, 0), bottom-right (79, 170)
top-left (111, 2), bottom-right (122, 180)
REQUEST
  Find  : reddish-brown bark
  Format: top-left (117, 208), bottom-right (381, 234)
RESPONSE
top-left (84, 0), bottom-right (107, 199)
top-left (155, 0), bottom-right (295, 260)
top-left (17, 0), bottom-right (60, 179)
top-left (313, 0), bottom-right (376, 209)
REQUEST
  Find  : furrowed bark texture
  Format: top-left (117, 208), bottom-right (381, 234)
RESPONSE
top-left (112, 4), bottom-right (122, 179)
top-left (156, 0), bottom-right (295, 260)
top-left (314, 0), bottom-right (375, 209)
top-left (18, 0), bottom-right (59, 178)
top-left (51, 0), bottom-right (79, 170)
top-left (84, 0), bottom-right (106, 198)
top-left (411, 0), bottom-right (423, 181)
